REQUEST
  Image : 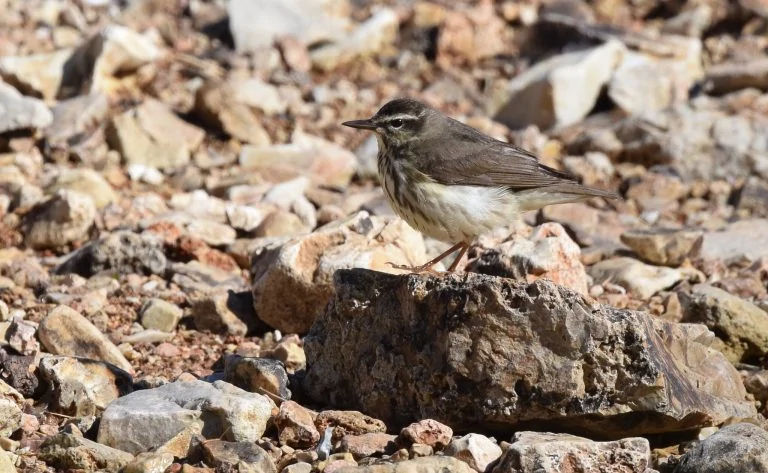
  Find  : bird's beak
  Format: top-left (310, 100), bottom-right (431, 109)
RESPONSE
top-left (342, 119), bottom-right (377, 130)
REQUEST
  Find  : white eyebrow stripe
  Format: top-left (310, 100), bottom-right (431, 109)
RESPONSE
top-left (383, 114), bottom-right (419, 121)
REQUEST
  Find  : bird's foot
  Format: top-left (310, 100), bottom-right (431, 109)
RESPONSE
top-left (387, 262), bottom-right (445, 276)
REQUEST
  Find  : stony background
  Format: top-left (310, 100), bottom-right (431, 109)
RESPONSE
top-left (0, 0), bottom-right (768, 472)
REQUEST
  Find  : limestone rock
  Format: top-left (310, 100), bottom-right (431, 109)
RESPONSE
top-left (304, 270), bottom-right (755, 438)
top-left (0, 49), bottom-right (73, 100)
top-left (468, 223), bottom-right (589, 295)
top-left (227, 0), bottom-right (349, 53)
top-left (239, 130), bottom-right (357, 188)
top-left (251, 211), bottom-right (426, 334)
top-left (334, 456), bottom-right (474, 473)
top-left (0, 81), bottom-right (53, 133)
top-left (674, 423), bottom-right (768, 473)
top-left (445, 433), bottom-right (502, 472)
top-left (621, 228), bottom-right (703, 267)
top-left (693, 219), bottom-right (768, 263)
top-left (139, 298), bottom-right (183, 332)
top-left (588, 257), bottom-right (685, 299)
top-left (39, 433), bottom-right (134, 472)
top-left (194, 80), bottom-right (271, 145)
top-left (38, 355), bottom-right (133, 417)
top-left (340, 433), bottom-right (397, 460)
top-left (276, 400), bottom-right (321, 448)
top-left (493, 431), bottom-right (652, 473)
top-left (222, 354), bottom-right (291, 400)
top-left (38, 305), bottom-right (134, 374)
top-left (493, 41), bottom-right (625, 130)
top-left (55, 230), bottom-right (167, 277)
top-left (98, 380), bottom-right (275, 454)
top-left (706, 58), bottom-right (768, 95)
top-left (44, 168), bottom-right (118, 209)
top-left (0, 379), bottom-right (23, 438)
top-left (202, 439), bottom-right (277, 472)
top-left (680, 284), bottom-right (768, 363)
top-left (22, 190), bottom-right (96, 250)
top-left (399, 420), bottom-right (453, 449)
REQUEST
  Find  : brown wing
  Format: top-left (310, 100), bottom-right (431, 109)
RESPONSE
top-left (418, 117), bottom-right (618, 199)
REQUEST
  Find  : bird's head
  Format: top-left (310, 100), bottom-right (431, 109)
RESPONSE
top-left (342, 98), bottom-right (436, 148)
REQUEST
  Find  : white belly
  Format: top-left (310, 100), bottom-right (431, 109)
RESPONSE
top-left (389, 181), bottom-right (520, 243)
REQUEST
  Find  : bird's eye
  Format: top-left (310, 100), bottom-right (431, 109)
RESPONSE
top-left (390, 119), bottom-right (404, 129)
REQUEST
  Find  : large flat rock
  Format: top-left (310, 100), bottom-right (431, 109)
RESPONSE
top-left (304, 270), bottom-right (755, 438)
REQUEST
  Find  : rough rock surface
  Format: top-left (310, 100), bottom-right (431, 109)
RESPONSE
top-left (251, 211), bottom-right (425, 334)
top-left (304, 270), bottom-right (755, 437)
top-left (494, 431), bottom-right (653, 473)
top-left (673, 423), bottom-right (768, 473)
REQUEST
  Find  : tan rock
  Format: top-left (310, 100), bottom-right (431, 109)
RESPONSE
top-left (340, 433), bottom-right (397, 460)
top-left (445, 433), bottom-right (502, 472)
top-left (493, 432), bottom-right (652, 473)
top-left (0, 49), bottom-right (73, 101)
top-left (680, 284), bottom-right (768, 363)
top-left (469, 223), bottom-right (590, 295)
top-left (588, 257), bottom-right (686, 299)
top-left (334, 456), bottom-right (473, 473)
top-left (304, 271), bottom-right (755, 438)
top-left (38, 305), bottom-right (134, 374)
top-left (23, 190), bottom-right (96, 251)
top-left (251, 211), bottom-right (426, 334)
top-left (194, 81), bottom-right (271, 145)
top-left (45, 168), bottom-right (118, 209)
top-left (315, 410), bottom-right (387, 442)
top-left (399, 420), bottom-right (453, 449)
top-left (621, 228), bottom-right (703, 267)
top-left (276, 401), bottom-right (321, 448)
top-left (0, 379), bottom-right (23, 438)
top-left (38, 355), bottom-right (133, 417)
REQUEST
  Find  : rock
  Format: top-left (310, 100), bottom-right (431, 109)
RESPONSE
top-left (106, 105), bottom-right (191, 170)
top-left (0, 349), bottom-right (41, 398)
top-left (255, 210), bottom-right (310, 238)
top-left (0, 49), bottom-right (73, 100)
top-left (229, 78), bottom-right (288, 115)
top-left (673, 423), bottom-right (768, 473)
top-left (596, 104), bottom-right (768, 181)
top-left (275, 401), bottom-right (321, 448)
top-left (194, 81), bottom-right (271, 145)
top-left (191, 291), bottom-right (257, 336)
top-left (445, 433), bottom-right (502, 472)
top-left (540, 202), bottom-right (626, 248)
top-left (44, 93), bottom-right (109, 154)
top-left (122, 452), bottom-right (175, 473)
top-left (315, 410), bottom-right (387, 442)
top-left (38, 305), bottom-right (134, 374)
top-left (264, 336), bottom-right (306, 372)
top-left (239, 130), bottom-right (357, 188)
top-left (202, 439), bottom-right (276, 472)
top-left (0, 379), bottom-right (23, 438)
top-left (435, 2), bottom-right (506, 65)
top-left (694, 219), bottom-right (768, 263)
top-left (170, 260), bottom-right (247, 294)
top-left (340, 433), bottom-right (397, 460)
top-left (468, 223), bottom-right (590, 295)
top-left (251, 211), bottom-right (425, 334)
top-left (620, 228), bottom-right (703, 267)
top-left (39, 433), bottom-right (135, 472)
top-left (283, 462), bottom-right (313, 473)
top-left (680, 284), bottom-right (768, 363)
top-left (588, 257), bottom-right (685, 299)
top-left (63, 25), bottom-right (161, 97)
top-left (608, 38), bottom-right (703, 116)
top-left (304, 270), bottom-right (755, 438)
top-left (493, 40), bottom-right (625, 130)
top-left (737, 177), bottom-right (768, 217)
top-left (311, 8), bottom-right (398, 71)
top-left (706, 58), bottom-right (768, 95)
top-left (493, 431), bottom-right (652, 473)
top-left (399, 420), bottom-right (453, 449)
top-left (0, 81), bottom-right (53, 133)
top-left (55, 231), bottom-right (167, 277)
top-left (744, 370), bottom-right (768, 404)
top-left (227, 0), bottom-right (348, 53)
top-left (222, 354), bottom-right (291, 400)
top-left (38, 355), bottom-right (133, 417)
top-left (0, 450), bottom-right (16, 473)
top-left (22, 190), bottom-right (96, 250)
top-left (44, 168), bottom-right (118, 209)
top-left (139, 298), bottom-right (183, 332)
top-left (98, 380), bottom-right (275, 454)
top-left (334, 456), bottom-right (474, 473)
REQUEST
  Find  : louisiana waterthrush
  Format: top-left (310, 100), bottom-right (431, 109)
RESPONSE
top-left (343, 98), bottom-right (619, 273)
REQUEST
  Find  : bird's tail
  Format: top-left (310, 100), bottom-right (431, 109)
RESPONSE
top-left (517, 183), bottom-right (620, 211)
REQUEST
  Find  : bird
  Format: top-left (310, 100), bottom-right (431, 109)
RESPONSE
top-left (342, 98), bottom-right (619, 274)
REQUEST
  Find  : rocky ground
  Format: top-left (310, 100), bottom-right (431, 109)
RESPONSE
top-left (1, 0), bottom-right (768, 472)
